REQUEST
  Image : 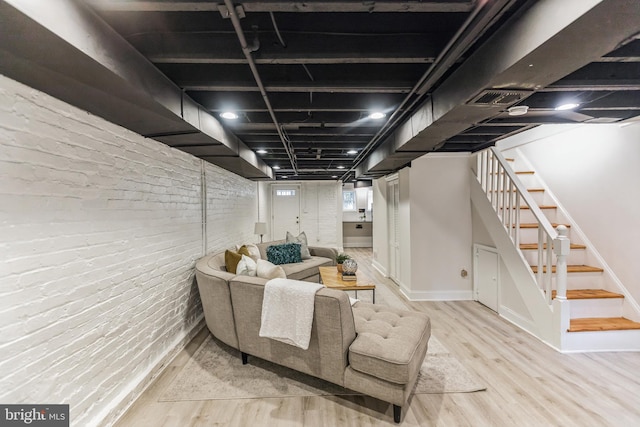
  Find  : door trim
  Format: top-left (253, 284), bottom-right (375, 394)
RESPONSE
top-left (271, 184), bottom-right (301, 240)
top-left (473, 243), bottom-right (500, 311)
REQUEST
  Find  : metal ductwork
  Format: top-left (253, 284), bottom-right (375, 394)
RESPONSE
top-left (0, 0), bottom-right (272, 179)
top-left (359, 0), bottom-right (640, 176)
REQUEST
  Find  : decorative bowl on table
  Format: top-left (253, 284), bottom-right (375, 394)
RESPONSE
top-left (342, 259), bottom-right (358, 274)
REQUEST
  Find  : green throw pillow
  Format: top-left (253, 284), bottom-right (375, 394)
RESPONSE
top-left (266, 243), bottom-right (302, 265)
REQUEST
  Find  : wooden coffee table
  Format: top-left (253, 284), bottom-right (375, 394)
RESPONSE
top-left (319, 266), bottom-right (376, 303)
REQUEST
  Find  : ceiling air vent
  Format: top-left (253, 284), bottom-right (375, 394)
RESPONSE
top-left (469, 89), bottom-right (532, 106)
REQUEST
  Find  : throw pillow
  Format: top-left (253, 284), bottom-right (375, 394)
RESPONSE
top-left (256, 259), bottom-right (287, 280)
top-left (266, 243), bottom-right (302, 265)
top-left (286, 231), bottom-right (311, 259)
top-left (236, 254), bottom-right (258, 277)
top-left (225, 250), bottom-right (242, 274)
top-left (237, 244), bottom-right (261, 262)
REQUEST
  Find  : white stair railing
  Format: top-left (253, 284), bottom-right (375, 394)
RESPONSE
top-left (476, 148), bottom-right (569, 302)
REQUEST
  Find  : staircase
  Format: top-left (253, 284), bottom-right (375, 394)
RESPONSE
top-left (473, 148), bottom-right (640, 351)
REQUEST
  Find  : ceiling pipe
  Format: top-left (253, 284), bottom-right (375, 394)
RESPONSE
top-left (223, 0), bottom-right (298, 175)
top-left (340, 0), bottom-right (517, 181)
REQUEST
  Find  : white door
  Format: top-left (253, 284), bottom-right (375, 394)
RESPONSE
top-left (271, 185), bottom-right (301, 241)
top-left (387, 179), bottom-right (400, 285)
top-left (474, 244), bottom-right (499, 312)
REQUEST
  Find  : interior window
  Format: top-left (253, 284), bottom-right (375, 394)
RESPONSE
top-left (343, 190), bottom-right (356, 211)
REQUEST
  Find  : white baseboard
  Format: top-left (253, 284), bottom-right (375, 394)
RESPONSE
top-left (499, 305), bottom-right (538, 336)
top-left (371, 259), bottom-right (387, 277)
top-left (98, 316), bottom-right (206, 427)
top-left (401, 288), bottom-right (474, 301)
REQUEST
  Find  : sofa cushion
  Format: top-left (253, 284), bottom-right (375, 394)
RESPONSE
top-left (225, 250), bottom-right (242, 274)
top-left (266, 243), bottom-right (302, 265)
top-left (349, 303), bottom-right (431, 385)
top-left (286, 231), bottom-right (311, 259)
top-left (281, 256), bottom-right (333, 281)
top-left (256, 259), bottom-right (287, 280)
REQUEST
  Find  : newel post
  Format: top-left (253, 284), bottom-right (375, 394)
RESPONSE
top-left (553, 225), bottom-right (570, 300)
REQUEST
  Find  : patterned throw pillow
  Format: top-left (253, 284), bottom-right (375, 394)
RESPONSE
top-left (266, 243), bottom-right (302, 265)
top-left (286, 231), bottom-right (311, 259)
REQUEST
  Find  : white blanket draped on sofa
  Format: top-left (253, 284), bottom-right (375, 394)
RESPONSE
top-left (259, 278), bottom-right (323, 350)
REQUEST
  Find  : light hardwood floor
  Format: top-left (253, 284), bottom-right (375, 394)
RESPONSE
top-left (114, 248), bottom-right (640, 427)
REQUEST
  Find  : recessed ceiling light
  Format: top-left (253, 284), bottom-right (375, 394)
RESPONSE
top-left (347, 149), bottom-right (358, 155)
top-left (331, 175), bottom-right (338, 179)
top-left (555, 103), bottom-right (580, 111)
top-left (337, 165), bottom-right (345, 169)
top-left (220, 111), bottom-right (239, 120)
top-left (256, 149), bottom-right (267, 154)
top-left (272, 165), bottom-right (281, 170)
top-left (281, 175), bottom-right (288, 179)
top-left (508, 105), bottom-right (529, 116)
top-left (368, 112), bottom-right (386, 120)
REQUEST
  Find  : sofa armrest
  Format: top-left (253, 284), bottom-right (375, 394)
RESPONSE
top-left (309, 246), bottom-right (338, 265)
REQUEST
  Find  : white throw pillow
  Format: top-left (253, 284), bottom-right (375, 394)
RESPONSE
top-left (236, 243), bottom-right (261, 261)
top-left (257, 259), bottom-right (287, 280)
top-left (236, 254), bottom-right (257, 277)
top-left (286, 231), bottom-right (311, 259)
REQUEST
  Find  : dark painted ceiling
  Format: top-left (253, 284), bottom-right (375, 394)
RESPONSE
top-left (1, 0), bottom-right (639, 182)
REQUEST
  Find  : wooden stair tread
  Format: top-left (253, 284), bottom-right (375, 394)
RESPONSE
top-left (517, 222), bottom-right (571, 228)
top-left (568, 317), bottom-right (640, 332)
top-left (551, 289), bottom-right (624, 300)
top-left (520, 205), bottom-right (557, 210)
top-left (530, 265), bottom-right (604, 273)
top-left (489, 188), bottom-right (544, 193)
top-left (520, 242), bottom-right (586, 250)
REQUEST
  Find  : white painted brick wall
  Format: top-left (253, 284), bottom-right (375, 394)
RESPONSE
top-left (0, 75), bottom-right (258, 426)
top-left (204, 162), bottom-right (257, 251)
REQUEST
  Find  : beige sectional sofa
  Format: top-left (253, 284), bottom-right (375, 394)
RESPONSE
top-left (195, 240), bottom-right (431, 423)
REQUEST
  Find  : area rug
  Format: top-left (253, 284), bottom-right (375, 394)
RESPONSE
top-left (159, 332), bottom-right (486, 402)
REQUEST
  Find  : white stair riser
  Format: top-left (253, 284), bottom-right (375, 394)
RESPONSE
top-left (518, 228), bottom-right (577, 243)
top-left (570, 298), bottom-right (624, 318)
top-left (563, 329), bottom-right (640, 352)
top-left (522, 250), bottom-right (587, 266)
top-left (545, 274), bottom-right (606, 290)
top-left (519, 209), bottom-right (559, 224)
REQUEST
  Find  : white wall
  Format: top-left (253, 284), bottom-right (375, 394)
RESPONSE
top-left (372, 177), bottom-right (388, 275)
top-left (260, 181), bottom-right (342, 248)
top-left (506, 124), bottom-right (640, 305)
top-left (471, 203), bottom-right (534, 325)
top-left (0, 75), bottom-right (258, 426)
top-left (371, 154), bottom-right (473, 300)
top-left (408, 154), bottom-right (473, 300)
top-left (398, 167), bottom-right (413, 290)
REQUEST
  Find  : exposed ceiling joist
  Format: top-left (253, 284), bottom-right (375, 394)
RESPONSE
top-left (360, 0), bottom-right (640, 175)
top-left (3, 0), bottom-right (639, 182)
top-left (88, 0), bottom-right (475, 13)
top-left (181, 84), bottom-right (414, 93)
